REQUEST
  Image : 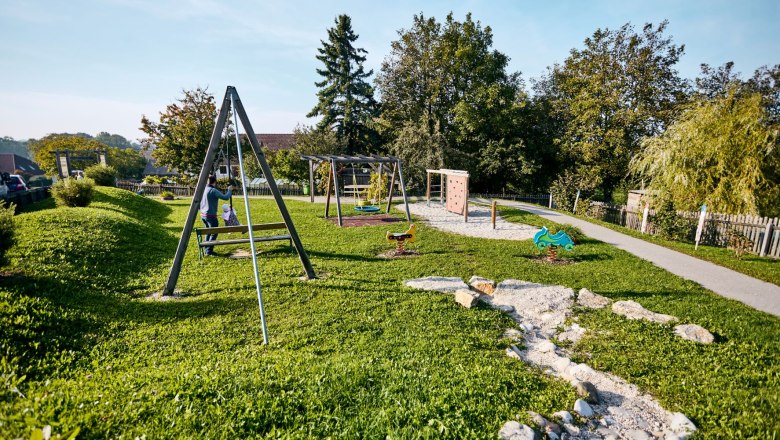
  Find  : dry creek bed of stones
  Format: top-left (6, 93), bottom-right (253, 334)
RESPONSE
top-left (404, 276), bottom-right (711, 440)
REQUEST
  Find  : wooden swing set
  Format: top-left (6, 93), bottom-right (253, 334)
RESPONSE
top-left (162, 86), bottom-right (316, 344)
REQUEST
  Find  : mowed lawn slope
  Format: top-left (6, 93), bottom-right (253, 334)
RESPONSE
top-left (0, 188), bottom-right (778, 438)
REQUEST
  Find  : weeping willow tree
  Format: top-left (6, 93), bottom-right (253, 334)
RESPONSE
top-left (631, 87), bottom-right (779, 216)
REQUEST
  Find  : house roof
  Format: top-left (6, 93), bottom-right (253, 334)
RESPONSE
top-left (142, 158), bottom-right (179, 176)
top-left (255, 133), bottom-right (295, 151)
top-left (0, 153), bottom-right (45, 175)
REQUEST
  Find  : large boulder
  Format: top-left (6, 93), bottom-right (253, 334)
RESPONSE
top-left (469, 275), bottom-right (496, 294)
top-left (577, 288), bottom-right (610, 309)
top-left (674, 324), bottom-right (714, 344)
top-left (454, 289), bottom-right (480, 308)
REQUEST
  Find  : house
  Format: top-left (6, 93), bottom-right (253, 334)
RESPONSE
top-left (256, 133), bottom-right (295, 152)
top-left (214, 133), bottom-right (295, 179)
top-left (0, 153), bottom-right (45, 176)
top-left (141, 149), bottom-right (179, 177)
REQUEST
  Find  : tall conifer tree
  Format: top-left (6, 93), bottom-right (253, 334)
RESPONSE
top-left (308, 15), bottom-right (378, 154)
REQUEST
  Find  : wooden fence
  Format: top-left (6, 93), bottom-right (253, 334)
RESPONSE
top-left (472, 193), bottom-right (556, 208)
top-left (589, 203), bottom-right (780, 258)
top-left (3, 187), bottom-right (51, 213)
top-left (116, 181), bottom-right (306, 197)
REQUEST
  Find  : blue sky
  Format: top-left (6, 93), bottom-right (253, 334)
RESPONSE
top-left (0, 0), bottom-right (778, 142)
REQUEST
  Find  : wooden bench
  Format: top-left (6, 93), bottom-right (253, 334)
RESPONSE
top-left (195, 222), bottom-right (292, 258)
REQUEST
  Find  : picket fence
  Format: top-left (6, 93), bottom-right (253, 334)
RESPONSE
top-left (589, 203), bottom-right (780, 258)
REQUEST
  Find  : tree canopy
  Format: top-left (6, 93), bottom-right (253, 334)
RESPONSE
top-left (537, 21), bottom-right (688, 199)
top-left (308, 15), bottom-right (378, 154)
top-left (631, 87), bottom-right (779, 216)
top-left (27, 134), bottom-right (146, 179)
top-left (140, 87), bottom-right (217, 175)
top-left (376, 13), bottom-right (533, 191)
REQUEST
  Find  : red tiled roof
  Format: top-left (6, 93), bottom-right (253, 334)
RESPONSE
top-left (255, 133), bottom-right (295, 151)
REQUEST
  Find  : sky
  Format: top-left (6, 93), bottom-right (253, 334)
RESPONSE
top-left (0, 0), bottom-right (778, 142)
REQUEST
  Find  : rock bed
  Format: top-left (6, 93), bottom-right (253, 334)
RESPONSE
top-left (401, 202), bottom-right (540, 240)
top-left (405, 276), bottom-right (704, 440)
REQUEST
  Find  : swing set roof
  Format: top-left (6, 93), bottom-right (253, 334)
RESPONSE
top-left (300, 154), bottom-right (401, 164)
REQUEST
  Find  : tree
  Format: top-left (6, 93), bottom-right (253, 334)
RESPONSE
top-left (376, 13), bottom-right (531, 191)
top-left (108, 148), bottom-right (147, 179)
top-left (0, 137), bottom-right (30, 158)
top-left (631, 87), bottom-right (779, 216)
top-left (94, 132), bottom-right (135, 149)
top-left (140, 87), bottom-right (217, 175)
top-left (308, 15), bottom-right (378, 154)
top-left (28, 134), bottom-right (109, 175)
top-left (538, 22), bottom-right (688, 199)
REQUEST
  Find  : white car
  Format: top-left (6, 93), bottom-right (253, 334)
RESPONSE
top-left (0, 178), bottom-right (7, 200)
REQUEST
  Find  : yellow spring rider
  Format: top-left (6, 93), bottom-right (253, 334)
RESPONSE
top-left (386, 224), bottom-right (416, 253)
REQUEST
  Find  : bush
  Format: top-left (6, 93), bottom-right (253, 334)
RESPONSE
top-left (52, 177), bottom-right (95, 207)
top-left (0, 203), bottom-right (15, 266)
top-left (651, 197), bottom-right (689, 241)
top-left (728, 230), bottom-right (753, 259)
top-left (574, 197), bottom-right (591, 216)
top-left (366, 172), bottom-right (389, 203)
top-left (548, 223), bottom-right (585, 244)
top-left (143, 175), bottom-right (166, 185)
top-left (85, 165), bottom-right (117, 186)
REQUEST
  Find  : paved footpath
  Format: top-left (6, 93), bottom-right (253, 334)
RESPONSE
top-left (474, 198), bottom-right (780, 317)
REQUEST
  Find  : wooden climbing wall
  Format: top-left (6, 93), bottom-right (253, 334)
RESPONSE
top-left (446, 174), bottom-right (468, 216)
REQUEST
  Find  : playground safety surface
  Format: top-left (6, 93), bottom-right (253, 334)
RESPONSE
top-left (328, 214), bottom-right (403, 227)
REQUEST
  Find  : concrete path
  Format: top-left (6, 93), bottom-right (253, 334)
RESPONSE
top-left (474, 198), bottom-right (780, 317)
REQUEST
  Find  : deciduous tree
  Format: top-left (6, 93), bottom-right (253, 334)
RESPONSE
top-left (631, 87), bottom-right (779, 216)
top-left (140, 87), bottom-right (217, 175)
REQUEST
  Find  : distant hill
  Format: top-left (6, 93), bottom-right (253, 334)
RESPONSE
top-left (0, 137), bottom-right (30, 158)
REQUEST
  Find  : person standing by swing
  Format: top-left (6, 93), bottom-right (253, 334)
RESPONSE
top-left (200, 174), bottom-right (233, 256)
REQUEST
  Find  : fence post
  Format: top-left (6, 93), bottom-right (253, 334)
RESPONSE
top-left (548, 193), bottom-right (553, 209)
top-left (760, 222), bottom-right (774, 257)
top-left (640, 202), bottom-right (650, 234)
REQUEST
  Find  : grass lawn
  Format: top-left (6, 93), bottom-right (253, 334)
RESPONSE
top-left (561, 210), bottom-right (780, 286)
top-left (1, 188), bottom-right (778, 438)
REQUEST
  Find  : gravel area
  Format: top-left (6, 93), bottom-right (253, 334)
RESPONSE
top-left (400, 202), bottom-right (539, 240)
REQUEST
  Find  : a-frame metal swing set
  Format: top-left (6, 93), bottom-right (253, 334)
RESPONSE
top-left (162, 86), bottom-right (316, 344)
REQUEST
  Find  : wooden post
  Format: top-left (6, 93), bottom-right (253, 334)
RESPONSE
top-left (573, 189), bottom-right (581, 213)
top-left (426, 171), bottom-right (431, 206)
top-left (464, 174), bottom-right (469, 222)
top-left (440, 173), bottom-right (445, 205)
top-left (548, 192), bottom-right (553, 209)
top-left (491, 200), bottom-right (497, 229)
top-left (331, 159), bottom-right (343, 226)
top-left (641, 202), bottom-right (650, 234)
top-left (760, 222), bottom-right (774, 257)
top-left (308, 159), bottom-right (315, 203)
top-left (395, 159), bottom-right (412, 222)
top-left (232, 88), bottom-right (316, 279)
top-left (324, 162), bottom-right (332, 218)
top-left (386, 161), bottom-right (397, 214)
top-left (162, 89), bottom-right (231, 296)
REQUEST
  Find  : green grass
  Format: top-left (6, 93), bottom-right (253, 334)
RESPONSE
top-left (1, 188), bottom-right (778, 438)
top-left (567, 212), bottom-right (780, 286)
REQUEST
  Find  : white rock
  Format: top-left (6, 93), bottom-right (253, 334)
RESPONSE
top-left (498, 421), bottom-right (536, 440)
top-left (674, 324), bottom-right (714, 344)
top-left (577, 288), bottom-right (610, 309)
top-left (536, 340), bottom-right (557, 353)
top-left (405, 276), bottom-right (468, 293)
top-left (454, 289), bottom-right (480, 308)
top-left (469, 275), bottom-right (496, 294)
top-left (662, 429), bottom-right (687, 440)
top-left (520, 323), bottom-right (534, 332)
top-left (669, 412), bottom-right (697, 434)
top-left (547, 433), bottom-right (559, 440)
top-left (553, 356), bottom-right (572, 371)
top-left (558, 323), bottom-right (586, 343)
top-left (552, 411), bottom-right (574, 424)
top-left (568, 363), bottom-right (595, 380)
top-left (612, 300), bottom-right (677, 324)
top-left (506, 345), bottom-right (523, 360)
top-left (562, 423), bottom-right (580, 436)
top-left (493, 304), bottom-right (515, 313)
top-left (504, 328), bottom-right (524, 340)
top-left (626, 430), bottom-right (651, 440)
top-left (573, 399), bottom-right (594, 417)
top-left (527, 411), bottom-right (548, 429)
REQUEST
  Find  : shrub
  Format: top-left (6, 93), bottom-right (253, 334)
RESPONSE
top-left (216, 176), bottom-right (240, 190)
top-left (728, 230), bottom-right (753, 259)
top-left (0, 203), bottom-right (15, 265)
top-left (575, 197), bottom-right (591, 216)
top-left (85, 165), bottom-right (117, 186)
top-left (143, 175), bottom-right (166, 185)
top-left (160, 191), bottom-right (175, 200)
top-left (52, 177), bottom-right (95, 207)
top-left (651, 197), bottom-right (689, 241)
top-left (549, 223), bottom-right (585, 244)
top-left (366, 172), bottom-right (388, 203)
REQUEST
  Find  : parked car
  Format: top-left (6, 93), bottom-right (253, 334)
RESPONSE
top-left (6, 174), bottom-right (28, 192)
top-left (71, 170), bottom-right (85, 179)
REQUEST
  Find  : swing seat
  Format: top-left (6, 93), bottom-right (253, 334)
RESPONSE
top-left (354, 205), bottom-right (380, 213)
top-left (195, 222), bottom-right (293, 259)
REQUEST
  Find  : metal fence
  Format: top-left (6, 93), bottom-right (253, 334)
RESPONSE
top-left (587, 203), bottom-right (780, 258)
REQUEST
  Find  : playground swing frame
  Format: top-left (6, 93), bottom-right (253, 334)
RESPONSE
top-left (300, 154), bottom-right (412, 227)
top-left (162, 86), bottom-right (317, 344)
